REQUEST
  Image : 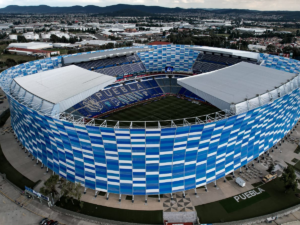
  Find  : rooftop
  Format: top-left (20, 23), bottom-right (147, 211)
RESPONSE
top-left (178, 62), bottom-right (297, 111)
top-left (13, 65), bottom-right (115, 113)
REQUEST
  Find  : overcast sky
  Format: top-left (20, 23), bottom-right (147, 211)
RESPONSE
top-left (1, 0), bottom-right (300, 11)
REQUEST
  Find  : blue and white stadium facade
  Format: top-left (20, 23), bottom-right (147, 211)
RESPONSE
top-left (1, 45), bottom-right (300, 196)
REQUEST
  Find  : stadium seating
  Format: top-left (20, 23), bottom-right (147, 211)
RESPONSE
top-left (71, 74), bottom-right (208, 118)
top-left (76, 54), bottom-right (146, 78)
top-left (72, 78), bottom-right (165, 117)
top-left (192, 53), bottom-right (258, 73)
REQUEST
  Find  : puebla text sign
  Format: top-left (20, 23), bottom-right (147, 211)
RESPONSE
top-left (219, 187), bottom-right (270, 213)
top-left (234, 188), bottom-right (265, 202)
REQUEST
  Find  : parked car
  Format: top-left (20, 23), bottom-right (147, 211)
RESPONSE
top-left (47, 220), bottom-right (54, 225)
top-left (50, 221), bottom-right (58, 225)
top-left (262, 173), bottom-right (277, 183)
top-left (39, 218), bottom-right (48, 225)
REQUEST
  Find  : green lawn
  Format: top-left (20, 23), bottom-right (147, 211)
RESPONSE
top-left (294, 146), bottom-right (300, 154)
top-left (99, 96), bottom-right (219, 127)
top-left (293, 161), bottom-right (300, 172)
top-left (0, 53), bottom-right (38, 63)
top-left (0, 145), bottom-right (38, 190)
top-left (196, 179), bottom-right (300, 223)
top-left (252, 181), bottom-right (263, 187)
top-left (226, 176), bottom-right (233, 181)
top-left (56, 196), bottom-right (163, 224)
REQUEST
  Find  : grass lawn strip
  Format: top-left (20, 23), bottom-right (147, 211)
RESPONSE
top-left (252, 181), bottom-right (263, 187)
top-left (226, 176), bottom-right (233, 181)
top-left (196, 179), bottom-right (300, 223)
top-left (56, 196), bottom-right (163, 224)
top-left (294, 146), bottom-right (300, 154)
top-left (0, 145), bottom-right (38, 189)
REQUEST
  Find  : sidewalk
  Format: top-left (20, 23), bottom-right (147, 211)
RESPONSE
top-left (0, 176), bottom-right (104, 225)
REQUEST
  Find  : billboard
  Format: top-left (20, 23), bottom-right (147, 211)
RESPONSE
top-left (165, 66), bottom-right (174, 72)
top-left (25, 186), bottom-right (49, 201)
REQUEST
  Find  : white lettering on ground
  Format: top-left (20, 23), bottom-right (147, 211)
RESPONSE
top-left (233, 188), bottom-right (265, 202)
top-left (234, 196), bottom-right (240, 202)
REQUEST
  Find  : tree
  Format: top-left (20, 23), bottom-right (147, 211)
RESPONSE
top-left (5, 58), bottom-right (17, 67)
top-left (17, 35), bottom-right (27, 43)
top-left (60, 178), bottom-right (82, 207)
top-left (267, 163), bottom-right (275, 173)
top-left (280, 165), bottom-right (298, 193)
top-left (266, 44), bottom-right (276, 53)
top-left (40, 174), bottom-right (59, 197)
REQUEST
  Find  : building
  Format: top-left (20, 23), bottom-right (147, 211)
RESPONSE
top-left (235, 27), bottom-right (273, 35)
top-left (248, 44), bottom-right (267, 51)
top-left (8, 34), bottom-right (17, 40)
top-left (22, 32), bottom-right (40, 40)
top-left (7, 47), bottom-right (59, 57)
top-left (76, 40), bottom-right (116, 47)
top-left (148, 41), bottom-right (172, 45)
top-left (1, 45), bottom-right (300, 197)
top-left (7, 42), bottom-right (53, 50)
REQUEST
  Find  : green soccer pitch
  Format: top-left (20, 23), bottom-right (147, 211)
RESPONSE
top-left (98, 96), bottom-right (219, 127)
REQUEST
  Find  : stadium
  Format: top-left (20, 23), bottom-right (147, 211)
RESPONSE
top-left (1, 44), bottom-right (300, 198)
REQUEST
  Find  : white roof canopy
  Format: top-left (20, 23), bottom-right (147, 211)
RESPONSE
top-left (178, 62), bottom-right (299, 114)
top-left (189, 46), bottom-right (259, 60)
top-left (11, 65), bottom-right (115, 114)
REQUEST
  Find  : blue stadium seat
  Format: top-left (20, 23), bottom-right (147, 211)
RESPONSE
top-left (147, 79), bottom-right (159, 87)
top-left (122, 64), bottom-right (134, 74)
top-left (110, 97), bottom-right (125, 108)
top-left (117, 95), bottom-right (130, 105)
top-left (139, 90), bottom-right (151, 99)
top-left (147, 88), bottom-right (158, 97)
top-left (110, 87), bottom-right (124, 96)
top-left (155, 78), bottom-right (165, 86)
top-left (125, 93), bottom-right (138, 102)
top-left (101, 99), bottom-right (115, 111)
top-left (93, 91), bottom-right (109, 101)
top-left (178, 88), bottom-right (187, 95)
top-left (131, 91), bottom-right (146, 101)
top-left (161, 86), bottom-right (170, 93)
top-left (127, 82), bottom-right (145, 92)
top-left (140, 81), bottom-right (153, 89)
top-left (154, 87), bottom-right (163, 95)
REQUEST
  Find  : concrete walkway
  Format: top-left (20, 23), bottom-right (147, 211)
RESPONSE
top-left (0, 175), bottom-right (104, 225)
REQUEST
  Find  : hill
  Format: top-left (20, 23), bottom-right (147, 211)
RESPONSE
top-left (105, 9), bottom-right (153, 17)
top-left (0, 4), bottom-right (206, 14)
top-left (0, 5), bottom-right (299, 20)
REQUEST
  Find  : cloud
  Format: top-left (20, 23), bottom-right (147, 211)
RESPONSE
top-left (0, 0), bottom-right (299, 10)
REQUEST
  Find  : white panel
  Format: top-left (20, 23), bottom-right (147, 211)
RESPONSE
top-left (269, 89), bottom-right (278, 101)
top-left (24, 92), bottom-right (33, 103)
top-left (235, 102), bottom-right (248, 114)
top-left (32, 96), bottom-right (42, 108)
top-left (248, 97), bottom-right (260, 110)
top-left (260, 93), bottom-right (270, 105)
top-left (40, 100), bottom-right (54, 114)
